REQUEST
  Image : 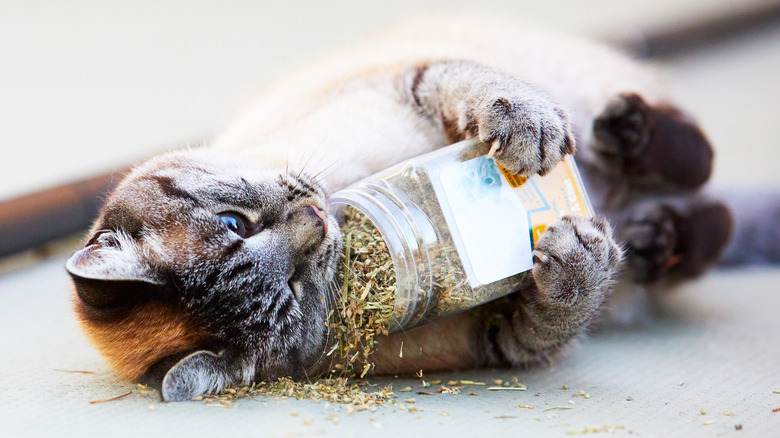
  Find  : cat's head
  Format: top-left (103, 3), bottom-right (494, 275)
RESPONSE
top-left (66, 149), bottom-right (342, 401)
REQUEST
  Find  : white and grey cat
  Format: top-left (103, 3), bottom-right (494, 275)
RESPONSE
top-left (65, 20), bottom-right (732, 401)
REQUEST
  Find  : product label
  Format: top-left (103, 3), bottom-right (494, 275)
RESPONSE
top-left (437, 156), bottom-right (592, 286)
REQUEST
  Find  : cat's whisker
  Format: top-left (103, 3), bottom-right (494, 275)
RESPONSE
top-left (297, 76), bottom-right (350, 179)
top-left (309, 157), bottom-right (344, 185)
top-left (327, 280), bottom-right (342, 326)
top-left (304, 278), bottom-right (344, 373)
top-left (327, 279), bottom-right (346, 326)
top-left (327, 74), bottom-right (349, 104)
top-left (284, 145), bottom-right (290, 187)
top-left (295, 121), bottom-right (333, 177)
top-left (296, 151), bottom-right (317, 180)
top-left (297, 123), bottom-right (342, 181)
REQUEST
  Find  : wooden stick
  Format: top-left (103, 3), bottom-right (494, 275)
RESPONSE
top-left (89, 391), bottom-right (132, 404)
top-left (54, 369), bottom-right (95, 374)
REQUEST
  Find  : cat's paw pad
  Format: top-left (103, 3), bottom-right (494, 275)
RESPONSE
top-left (620, 203), bottom-right (678, 283)
top-left (620, 199), bottom-right (732, 282)
top-left (592, 92), bottom-right (652, 161)
top-left (532, 216), bottom-right (623, 306)
top-left (473, 92), bottom-right (575, 176)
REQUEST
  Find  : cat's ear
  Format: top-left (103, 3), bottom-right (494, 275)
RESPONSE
top-left (161, 351), bottom-right (230, 402)
top-left (66, 230), bottom-right (165, 308)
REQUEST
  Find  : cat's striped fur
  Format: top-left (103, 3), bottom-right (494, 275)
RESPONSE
top-left (67, 19), bottom-right (731, 401)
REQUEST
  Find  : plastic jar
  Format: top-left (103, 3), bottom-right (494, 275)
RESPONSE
top-left (329, 138), bottom-right (593, 332)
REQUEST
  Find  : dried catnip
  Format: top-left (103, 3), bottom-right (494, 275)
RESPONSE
top-left (331, 206), bottom-right (397, 377)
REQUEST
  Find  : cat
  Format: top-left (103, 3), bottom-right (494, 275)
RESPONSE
top-left (65, 19), bottom-right (732, 401)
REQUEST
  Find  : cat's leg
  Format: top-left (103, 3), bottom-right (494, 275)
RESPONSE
top-left (596, 195), bottom-right (732, 327)
top-left (485, 215), bottom-right (623, 364)
top-left (615, 195), bottom-right (732, 283)
top-left (402, 61), bottom-right (575, 176)
top-left (143, 350), bottom-right (234, 402)
top-left (589, 93), bottom-right (714, 190)
top-left (371, 215), bottom-right (623, 372)
top-left (367, 63), bottom-right (621, 373)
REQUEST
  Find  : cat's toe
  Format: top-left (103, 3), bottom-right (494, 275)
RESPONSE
top-left (592, 92), bottom-right (652, 160)
top-left (619, 203), bottom-right (677, 283)
top-left (479, 94), bottom-right (575, 177)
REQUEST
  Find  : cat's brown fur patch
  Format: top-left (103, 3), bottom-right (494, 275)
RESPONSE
top-left (74, 294), bottom-right (204, 381)
top-left (369, 312), bottom-right (480, 374)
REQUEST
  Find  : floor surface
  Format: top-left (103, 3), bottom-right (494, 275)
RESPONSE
top-left (2, 256), bottom-right (779, 436)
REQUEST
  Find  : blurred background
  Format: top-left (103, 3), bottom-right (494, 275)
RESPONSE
top-left (1, 1), bottom-right (779, 436)
top-left (1, 0), bottom-right (778, 201)
top-left (2, 0), bottom-right (779, 260)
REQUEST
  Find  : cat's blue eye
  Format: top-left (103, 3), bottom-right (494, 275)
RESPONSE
top-left (218, 212), bottom-right (248, 238)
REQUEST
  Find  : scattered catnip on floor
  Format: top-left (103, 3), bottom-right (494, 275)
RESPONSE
top-left (189, 378), bottom-right (397, 410)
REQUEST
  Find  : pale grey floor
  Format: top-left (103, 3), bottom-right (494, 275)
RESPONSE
top-left (2, 255), bottom-right (779, 437)
top-left (2, 1), bottom-right (780, 437)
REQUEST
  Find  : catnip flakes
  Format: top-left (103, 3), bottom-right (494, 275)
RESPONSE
top-left (332, 206), bottom-right (397, 377)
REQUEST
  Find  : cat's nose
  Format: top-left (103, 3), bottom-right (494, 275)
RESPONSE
top-left (305, 205), bottom-right (328, 236)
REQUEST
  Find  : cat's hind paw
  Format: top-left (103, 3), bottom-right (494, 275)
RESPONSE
top-left (619, 203), bottom-right (677, 283)
top-left (592, 92), bottom-right (652, 163)
top-left (591, 92), bottom-right (713, 189)
top-left (619, 198), bottom-right (732, 283)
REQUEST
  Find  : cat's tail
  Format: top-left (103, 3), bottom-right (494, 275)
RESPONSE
top-left (716, 189), bottom-right (780, 267)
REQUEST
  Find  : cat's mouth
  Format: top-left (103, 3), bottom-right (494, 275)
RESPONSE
top-left (287, 268), bottom-right (304, 300)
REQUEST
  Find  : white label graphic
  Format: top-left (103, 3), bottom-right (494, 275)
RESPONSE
top-left (438, 156), bottom-right (533, 285)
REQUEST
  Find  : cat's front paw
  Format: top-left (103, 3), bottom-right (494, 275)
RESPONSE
top-left (532, 216), bottom-right (623, 308)
top-left (471, 90), bottom-right (575, 176)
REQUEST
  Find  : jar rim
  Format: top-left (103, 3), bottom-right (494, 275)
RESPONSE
top-left (330, 184), bottom-right (434, 331)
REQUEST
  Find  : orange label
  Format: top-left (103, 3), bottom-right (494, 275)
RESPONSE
top-left (503, 156), bottom-right (593, 245)
top-left (496, 163), bottom-right (529, 188)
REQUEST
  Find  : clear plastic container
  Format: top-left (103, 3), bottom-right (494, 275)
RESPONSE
top-left (329, 138), bottom-right (593, 332)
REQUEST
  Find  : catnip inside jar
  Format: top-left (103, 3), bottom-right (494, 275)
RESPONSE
top-left (330, 138), bottom-right (593, 333)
